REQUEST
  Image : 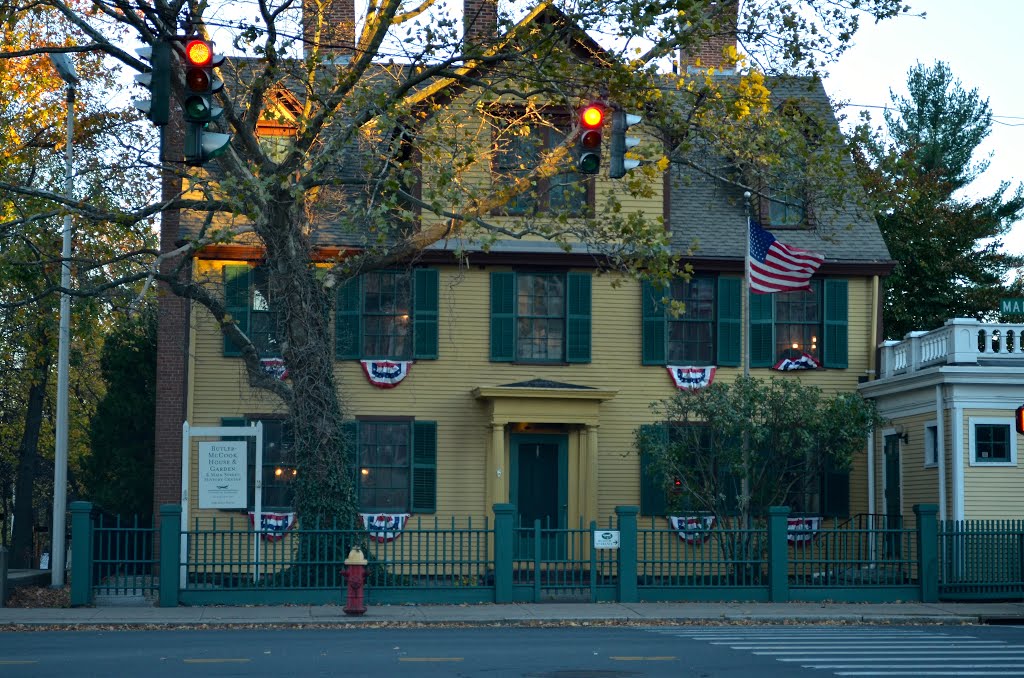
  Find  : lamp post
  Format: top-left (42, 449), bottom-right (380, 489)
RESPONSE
top-left (48, 52), bottom-right (78, 587)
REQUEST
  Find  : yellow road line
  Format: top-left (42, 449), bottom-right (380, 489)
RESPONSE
top-left (610, 656), bottom-right (677, 661)
top-left (183, 658), bottom-right (251, 664)
top-left (399, 657), bottom-right (464, 662)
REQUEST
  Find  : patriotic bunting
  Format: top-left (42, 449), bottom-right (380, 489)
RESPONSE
top-left (668, 515), bottom-right (716, 544)
top-left (260, 358), bottom-right (288, 380)
top-left (360, 360), bottom-right (412, 388)
top-left (666, 365), bottom-right (717, 390)
top-left (787, 516), bottom-right (822, 546)
top-left (773, 352), bottom-right (821, 371)
top-left (360, 513), bottom-right (410, 542)
top-left (248, 511), bottom-right (297, 541)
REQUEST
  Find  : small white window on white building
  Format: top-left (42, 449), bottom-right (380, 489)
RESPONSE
top-left (924, 423), bottom-right (938, 468)
top-left (968, 417), bottom-right (1018, 467)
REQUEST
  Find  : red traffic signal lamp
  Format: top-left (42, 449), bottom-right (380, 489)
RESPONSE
top-left (1016, 405), bottom-right (1024, 435)
top-left (577, 103), bottom-right (604, 174)
top-left (180, 38), bottom-right (231, 166)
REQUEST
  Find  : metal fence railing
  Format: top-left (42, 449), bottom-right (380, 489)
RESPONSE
top-left (939, 519), bottom-right (1024, 600)
top-left (67, 502), bottom-right (1024, 606)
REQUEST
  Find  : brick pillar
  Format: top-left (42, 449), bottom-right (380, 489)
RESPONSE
top-left (303, 0), bottom-right (356, 58)
top-left (464, 0), bottom-right (497, 51)
top-left (153, 105), bottom-right (190, 557)
top-left (679, 0), bottom-right (739, 70)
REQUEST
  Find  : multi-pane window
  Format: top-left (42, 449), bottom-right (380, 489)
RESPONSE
top-left (221, 417), bottom-right (295, 510)
top-left (346, 419), bottom-right (437, 514)
top-left (335, 268), bottom-right (438, 361)
top-left (362, 271), bottom-right (412, 359)
top-left (492, 119), bottom-right (590, 216)
top-left (666, 277), bottom-right (715, 365)
top-left (490, 271), bottom-right (591, 364)
top-left (774, 279), bottom-right (821, 362)
top-left (358, 422), bottom-right (411, 512)
top-left (925, 424), bottom-right (938, 467)
top-left (517, 273), bottom-right (565, 361)
top-left (767, 192), bottom-right (806, 227)
top-left (223, 265), bottom-right (282, 358)
top-left (972, 421), bottom-right (1014, 465)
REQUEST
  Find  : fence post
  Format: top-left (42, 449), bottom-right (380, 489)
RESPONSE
top-left (767, 506), bottom-right (790, 603)
top-left (616, 506), bottom-right (638, 603)
top-left (493, 504), bottom-right (514, 603)
top-left (0, 546), bottom-right (8, 607)
top-left (159, 504), bottom-right (182, 608)
top-left (69, 501), bottom-right (93, 607)
top-left (914, 504), bottom-right (938, 603)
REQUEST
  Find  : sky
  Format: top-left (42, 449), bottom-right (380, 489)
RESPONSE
top-left (823, 0), bottom-right (1024, 254)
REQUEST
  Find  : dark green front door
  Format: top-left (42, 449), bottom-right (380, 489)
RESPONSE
top-left (511, 434), bottom-right (568, 559)
top-left (883, 433), bottom-right (902, 557)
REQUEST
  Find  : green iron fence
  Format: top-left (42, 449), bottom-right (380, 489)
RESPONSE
top-left (939, 519), bottom-right (1024, 601)
top-left (67, 502), bottom-right (1021, 606)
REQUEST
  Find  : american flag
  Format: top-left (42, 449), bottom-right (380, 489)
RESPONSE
top-left (747, 220), bottom-right (825, 294)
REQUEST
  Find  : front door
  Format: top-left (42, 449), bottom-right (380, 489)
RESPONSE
top-left (511, 434), bottom-right (568, 559)
top-left (883, 433), bottom-right (902, 558)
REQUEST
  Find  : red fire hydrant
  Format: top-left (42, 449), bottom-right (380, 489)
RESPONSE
top-left (343, 546), bottom-right (368, 616)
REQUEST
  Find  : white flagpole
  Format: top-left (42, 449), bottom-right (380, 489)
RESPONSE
top-left (743, 192), bottom-right (752, 379)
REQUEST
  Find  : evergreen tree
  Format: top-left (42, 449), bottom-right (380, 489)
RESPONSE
top-left (854, 61), bottom-right (1024, 339)
top-left (82, 307), bottom-right (156, 518)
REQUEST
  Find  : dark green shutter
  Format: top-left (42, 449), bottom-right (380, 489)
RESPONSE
top-left (411, 421), bottom-right (437, 513)
top-left (223, 265), bottom-right (250, 357)
top-left (342, 420), bottom-right (360, 510)
top-left (749, 290), bottom-right (775, 367)
top-left (335, 276), bottom-right (362, 360)
top-left (823, 279), bottom-right (848, 368)
top-left (822, 468), bottom-right (850, 517)
top-left (641, 280), bottom-right (666, 365)
top-left (565, 272), bottom-right (592, 363)
top-left (639, 423), bottom-right (669, 516)
top-left (413, 268), bottom-right (439, 359)
top-left (490, 272), bottom-right (515, 362)
top-left (716, 277), bottom-right (742, 366)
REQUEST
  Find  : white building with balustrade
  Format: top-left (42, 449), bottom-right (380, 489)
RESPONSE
top-left (858, 318), bottom-right (1024, 524)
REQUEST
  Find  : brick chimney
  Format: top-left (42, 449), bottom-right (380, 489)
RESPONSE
top-left (679, 1), bottom-right (738, 72)
top-left (464, 0), bottom-right (498, 51)
top-left (303, 0), bottom-right (356, 58)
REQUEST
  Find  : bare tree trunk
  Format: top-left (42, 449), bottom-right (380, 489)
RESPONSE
top-left (11, 353), bottom-right (51, 569)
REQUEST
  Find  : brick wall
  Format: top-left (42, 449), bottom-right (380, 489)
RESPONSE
top-left (153, 107), bottom-right (189, 561)
top-left (464, 0), bottom-right (497, 49)
top-left (679, 1), bottom-right (738, 70)
top-left (303, 0), bottom-right (356, 57)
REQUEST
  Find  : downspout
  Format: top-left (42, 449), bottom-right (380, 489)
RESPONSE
top-left (869, 275), bottom-right (880, 379)
top-left (935, 384), bottom-right (947, 521)
top-left (866, 428), bottom-right (876, 516)
top-left (952, 401), bottom-right (965, 522)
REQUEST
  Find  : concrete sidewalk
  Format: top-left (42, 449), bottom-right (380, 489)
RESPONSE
top-left (2, 600), bottom-right (1023, 628)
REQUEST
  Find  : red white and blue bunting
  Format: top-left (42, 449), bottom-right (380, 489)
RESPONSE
top-left (787, 516), bottom-right (822, 546)
top-left (668, 515), bottom-right (716, 544)
top-left (260, 358), bottom-right (289, 380)
top-left (773, 353), bottom-right (821, 371)
top-left (666, 365), bottom-right (717, 390)
top-left (360, 513), bottom-right (410, 542)
top-left (360, 360), bottom-right (412, 388)
top-left (247, 511), bottom-right (297, 541)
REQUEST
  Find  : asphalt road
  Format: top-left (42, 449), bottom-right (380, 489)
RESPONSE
top-left (1, 624), bottom-right (1023, 677)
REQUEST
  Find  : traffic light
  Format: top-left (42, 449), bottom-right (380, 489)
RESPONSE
top-left (182, 38), bottom-right (232, 166)
top-left (1016, 405), bottom-right (1024, 435)
top-left (133, 41), bottom-right (171, 126)
top-left (609, 109), bottom-right (642, 178)
top-left (576, 103), bottom-right (604, 174)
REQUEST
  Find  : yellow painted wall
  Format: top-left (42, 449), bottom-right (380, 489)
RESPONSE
top-left (961, 408), bottom-right (1024, 520)
top-left (185, 261), bottom-right (879, 528)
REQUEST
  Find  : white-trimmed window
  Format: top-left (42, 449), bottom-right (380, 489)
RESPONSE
top-left (968, 417), bottom-right (1018, 467)
top-left (924, 422), bottom-right (938, 468)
